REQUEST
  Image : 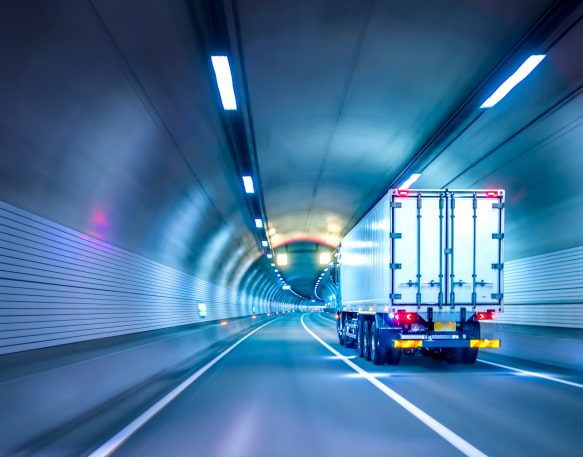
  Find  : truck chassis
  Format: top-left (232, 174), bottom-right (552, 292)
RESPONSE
top-left (336, 308), bottom-right (499, 365)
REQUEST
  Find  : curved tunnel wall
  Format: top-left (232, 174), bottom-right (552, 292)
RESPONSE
top-left (0, 1), bottom-right (298, 355)
top-left (0, 200), bottom-right (293, 355)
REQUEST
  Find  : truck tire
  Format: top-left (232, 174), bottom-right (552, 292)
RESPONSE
top-left (357, 319), bottom-right (365, 357)
top-left (363, 320), bottom-right (372, 361)
top-left (385, 335), bottom-right (402, 365)
top-left (447, 348), bottom-right (463, 364)
top-left (370, 322), bottom-right (384, 365)
top-left (462, 321), bottom-right (480, 364)
top-left (344, 327), bottom-right (355, 348)
top-left (337, 320), bottom-right (345, 346)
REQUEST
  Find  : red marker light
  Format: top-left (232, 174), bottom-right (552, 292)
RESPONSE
top-left (476, 309), bottom-right (496, 320)
top-left (485, 191), bottom-right (499, 198)
top-left (394, 311), bottom-right (416, 323)
top-left (397, 189), bottom-right (410, 197)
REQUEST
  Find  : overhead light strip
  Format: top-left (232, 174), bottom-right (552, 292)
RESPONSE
top-left (480, 55), bottom-right (546, 109)
top-left (211, 56), bottom-right (237, 110)
top-left (399, 173), bottom-right (422, 190)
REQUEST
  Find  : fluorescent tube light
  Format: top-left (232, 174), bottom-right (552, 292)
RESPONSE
top-left (480, 55), bottom-right (546, 109)
top-left (242, 176), bottom-right (254, 194)
top-left (399, 173), bottom-right (422, 189)
top-left (282, 285), bottom-right (291, 290)
top-left (211, 56), bottom-right (237, 110)
top-left (277, 254), bottom-right (288, 266)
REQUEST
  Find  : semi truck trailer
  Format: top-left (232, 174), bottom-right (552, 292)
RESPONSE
top-left (334, 189), bottom-right (504, 365)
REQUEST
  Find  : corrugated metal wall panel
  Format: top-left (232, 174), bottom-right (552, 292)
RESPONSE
top-left (498, 246), bottom-right (583, 328)
top-left (0, 202), bottom-right (285, 355)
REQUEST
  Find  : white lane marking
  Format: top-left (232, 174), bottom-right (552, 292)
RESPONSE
top-left (318, 314), bottom-right (583, 390)
top-left (318, 314), bottom-right (336, 323)
top-left (477, 359), bottom-right (583, 389)
top-left (300, 314), bottom-right (487, 457)
top-left (89, 318), bottom-right (280, 457)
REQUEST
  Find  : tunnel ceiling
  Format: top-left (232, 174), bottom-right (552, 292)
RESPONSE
top-left (1, 0), bottom-right (581, 301)
top-left (238, 0), bottom-right (554, 247)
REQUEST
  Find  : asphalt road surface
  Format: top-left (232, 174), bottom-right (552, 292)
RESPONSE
top-left (93, 313), bottom-right (582, 457)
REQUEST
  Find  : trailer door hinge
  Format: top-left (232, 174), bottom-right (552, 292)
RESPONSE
top-left (390, 232), bottom-right (402, 239)
top-left (390, 202), bottom-right (402, 208)
top-left (491, 293), bottom-right (503, 300)
top-left (492, 233), bottom-right (504, 240)
top-left (390, 263), bottom-right (402, 269)
top-left (390, 293), bottom-right (402, 300)
top-left (491, 263), bottom-right (504, 270)
top-left (492, 203), bottom-right (504, 209)
top-left (444, 248), bottom-right (453, 255)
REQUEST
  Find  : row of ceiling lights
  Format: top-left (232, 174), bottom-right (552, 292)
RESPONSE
top-left (213, 50), bottom-right (546, 298)
top-left (211, 55), bottom-right (308, 298)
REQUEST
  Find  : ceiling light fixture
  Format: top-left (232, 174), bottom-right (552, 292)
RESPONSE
top-left (480, 55), bottom-right (546, 109)
top-left (399, 173), bottom-right (422, 190)
top-left (242, 176), bottom-right (255, 194)
top-left (277, 253), bottom-right (288, 266)
top-left (210, 56), bottom-right (237, 110)
top-left (254, 219), bottom-right (263, 228)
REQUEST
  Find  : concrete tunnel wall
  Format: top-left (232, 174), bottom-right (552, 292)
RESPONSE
top-left (0, 1), bottom-right (297, 355)
top-left (0, 0), bottom-right (582, 359)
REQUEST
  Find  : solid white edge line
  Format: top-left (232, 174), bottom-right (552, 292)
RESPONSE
top-left (317, 314), bottom-right (582, 390)
top-left (300, 314), bottom-right (487, 457)
top-left (88, 318), bottom-right (280, 457)
top-left (477, 359), bottom-right (583, 389)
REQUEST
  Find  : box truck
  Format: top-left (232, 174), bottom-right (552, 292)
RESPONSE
top-left (333, 189), bottom-right (503, 365)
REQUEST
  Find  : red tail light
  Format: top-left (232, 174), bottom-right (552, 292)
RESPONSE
top-left (476, 309), bottom-right (496, 320)
top-left (394, 311), bottom-right (416, 322)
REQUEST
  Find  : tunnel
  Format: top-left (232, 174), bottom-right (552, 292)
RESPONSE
top-left (0, 1), bottom-right (582, 456)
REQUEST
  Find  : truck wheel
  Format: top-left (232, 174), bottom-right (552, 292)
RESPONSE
top-left (447, 348), bottom-right (463, 364)
top-left (385, 338), bottom-right (402, 365)
top-left (337, 321), bottom-right (345, 346)
top-left (370, 322), bottom-right (384, 365)
top-left (363, 320), bottom-right (372, 361)
top-left (462, 321), bottom-right (480, 364)
top-left (357, 319), bottom-right (365, 357)
top-left (344, 327), bottom-right (354, 348)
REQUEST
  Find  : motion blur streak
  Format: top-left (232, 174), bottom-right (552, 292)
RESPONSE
top-left (477, 359), bottom-right (583, 389)
top-left (88, 319), bottom-right (279, 457)
top-left (300, 315), bottom-right (488, 457)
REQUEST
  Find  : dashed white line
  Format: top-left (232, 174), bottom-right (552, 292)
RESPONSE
top-left (301, 314), bottom-right (487, 457)
top-left (477, 359), bottom-right (583, 389)
top-left (88, 318), bottom-right (280, 457)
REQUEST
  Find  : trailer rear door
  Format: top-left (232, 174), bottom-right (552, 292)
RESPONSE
top-left (390, 190), bottom-right (503, 307)
top-left (449, 192), bottom-right (503, 305)
top-left (391, 192), bottom-right (444, 305)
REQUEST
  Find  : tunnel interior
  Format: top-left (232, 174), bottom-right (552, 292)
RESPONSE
top-left (0, 1), bottom-right (582, 454)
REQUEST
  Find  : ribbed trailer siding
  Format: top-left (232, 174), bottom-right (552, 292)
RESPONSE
top-left (0, 201), bottom-right (290, 355)
top-left (340, 193), bottom-right (391, 307)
